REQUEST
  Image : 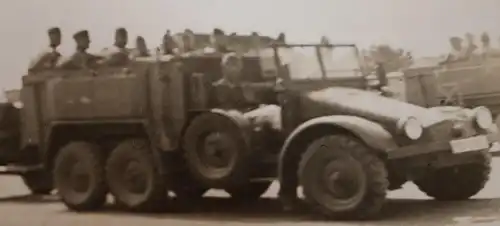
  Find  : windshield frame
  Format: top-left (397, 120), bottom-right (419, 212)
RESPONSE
top-left (265, 43), bottom-right (367, 81)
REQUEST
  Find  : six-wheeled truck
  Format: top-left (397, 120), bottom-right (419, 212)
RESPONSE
top-left (1, 43), bottom-right (499, 220)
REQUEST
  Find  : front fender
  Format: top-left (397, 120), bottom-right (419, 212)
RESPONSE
top-left (277, 115), bottom-right (398, 195)
top-left (280, 115), bottom-right (398, 158)
top-left (209, 109), bottom-right (254, 143)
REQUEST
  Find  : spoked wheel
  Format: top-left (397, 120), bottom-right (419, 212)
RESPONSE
top-left (53, 142), bottom-right (107, 211)
top-left (21, 170), bottom-right (54, 195)
top-left (414, 151), bottom-right (491, 201)
top-left (197, 131), bottom-right (238, 179)
top-left (225, 181), bottom-right (272, 202)
top-left (183, 112), bottom-right (252, 187)
top-left (298, 135), bottom-right (388, 220)
top-left (106, 139), bottom-right (169, 212)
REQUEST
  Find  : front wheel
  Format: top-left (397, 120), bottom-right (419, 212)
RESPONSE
top-left (106, 139), bottom-right (169, 212)
top-left (53, 142), bottom-right (107, 211)
top-left (414, 151), bottom-right (491, 201)
top-left (298, 135), bottom-right (388, 220)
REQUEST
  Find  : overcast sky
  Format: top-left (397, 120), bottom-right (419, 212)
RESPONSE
top-left (1, 0), bottom-right (499, 88)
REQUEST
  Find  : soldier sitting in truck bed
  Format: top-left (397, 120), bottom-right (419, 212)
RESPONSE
top-left (57, 30), bottom-right (101, 69)
top-left (213, 52), bottom-right (282, 130)
top-left (98, 28), bottom-right (130, 66)
top-left (203, 28), bottom-right (232, 54)
top-left (129, 36), bottom-right (151, 58)
top-left (441, 37), bottom-right (469, 64)
top-left (480, 32), bottom-right (500, 58)
top-left (28, 27), bottom-right (62, 73)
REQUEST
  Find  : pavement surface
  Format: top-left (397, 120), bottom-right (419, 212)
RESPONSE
top-left (0, 159), bottom-right (500, 226)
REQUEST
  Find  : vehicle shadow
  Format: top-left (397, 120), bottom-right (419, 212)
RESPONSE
top-left (0, 194), bottom-right (60, 204)
top-left (88, 197), bottom-right (500, 224)
top-left (378, 198), bottom-right (500, 225)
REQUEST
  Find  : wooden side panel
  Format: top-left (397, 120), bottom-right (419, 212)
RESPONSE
top-left (46, 75), bottom-right (95, 120)
top-left (91, 74), bottom-right (145, 119)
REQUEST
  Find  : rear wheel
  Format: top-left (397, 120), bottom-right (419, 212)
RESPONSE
top-left (298, 135), bottom-right (388, 220)
top-left (21, 170), bottom-right (53, 195)
top-left (183, 112), bottom-right (252, 188)
top-left (53, 141), bottom-right (107, 211)
top-left (225, 181), bottom-right (272, 202)
top-left (414, 151), bottom-right (491, 200)
top-left (106, 139), bottom-right (169, 212)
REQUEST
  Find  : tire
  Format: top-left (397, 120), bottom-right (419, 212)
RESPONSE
top-left (414, 151), bottom-right (491, 201)
top-left (21, 170), bottom-right (54, 195)
top-left (53, 141), bottom-right (107, 211)
top-left (183, 112), bottom-right (252, 188)
top-left (225, 181), bottom-right (272, 202)
top-left (106, 139), bottom-right (169, 212)
top-left (298, 135), bottom-right (388, 220)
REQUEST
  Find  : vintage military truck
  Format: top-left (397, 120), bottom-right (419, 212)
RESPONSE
top-left (400, 57), bottom-right (500, 155)
top-left (402, 57), bottom-right (500, 120)
top-left (0, 42), bottom-right (498, 220)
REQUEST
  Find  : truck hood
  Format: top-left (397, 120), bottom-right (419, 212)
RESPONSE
top-left (304, 87), bottom-right (450, 127)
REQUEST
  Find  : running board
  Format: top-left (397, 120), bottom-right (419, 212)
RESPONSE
top-left (0, 164), bottom-right (44, 175)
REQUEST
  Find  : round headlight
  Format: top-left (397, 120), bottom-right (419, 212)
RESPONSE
top-left (13, 101), bottom-right (23, 109)
top-left (399, 117), bottom-right (423, 140)
top-left (473, 106), bottom-right (493, 130)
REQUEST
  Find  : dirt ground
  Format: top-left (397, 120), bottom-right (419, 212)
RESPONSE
top-left (0, 159), bottom-right (499, 226)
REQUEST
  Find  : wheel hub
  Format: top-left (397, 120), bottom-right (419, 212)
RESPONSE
top-left (322, 159), bottom-right (362, 200)
top-left (201, 132), bottom-right (235, 169)
top-left (69, 162), bottom-right (90, 193)
top-left (123, 161), bottom-right (147, 194)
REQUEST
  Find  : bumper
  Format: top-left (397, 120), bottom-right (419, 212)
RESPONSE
top-left (388, 132), bottom-right (500, 159)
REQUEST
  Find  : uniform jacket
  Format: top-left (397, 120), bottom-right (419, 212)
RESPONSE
top-left (98, 46), bottom-right (130, 66)
top-left (57, 51), bottom-right (101, 69)
top-left (28, 48), bottom-right (61, 72)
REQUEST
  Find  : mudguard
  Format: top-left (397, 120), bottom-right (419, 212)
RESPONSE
top-left (278, 115), bottom-right (398, 193)
top-left (209, 109), bottom-right (253, 140)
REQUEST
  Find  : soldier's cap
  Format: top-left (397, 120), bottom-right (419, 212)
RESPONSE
top-left (213, 28), bottom-right (225, 36)
top-left (251, 32), bottom-right (259, 36)
top-left (277, 33), bottom-right (286, 41)
top-left (136, 36), bottom-right (146, 42)
top-left (73, 30), bottom-right (89, 40)
top-left (184, 29), bottom-right (193, 34)
top-left (321, 36), bottom-right (330, 45)
top-left (48, 27), bottom-right (61, 35)
top-left (115, 27), bottom-right (128, 36)
top-left (221, 52), bottom-right (242, 66)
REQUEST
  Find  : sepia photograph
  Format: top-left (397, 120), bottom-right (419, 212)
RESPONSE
top-left (1, 0), bottom-right (500, 225)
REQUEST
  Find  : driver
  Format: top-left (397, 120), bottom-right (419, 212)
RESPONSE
top-left (213, 53), bottom-right (282, 130)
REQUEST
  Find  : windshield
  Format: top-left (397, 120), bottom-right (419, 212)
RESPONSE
top-left (258, 45), bottom-right (364, 80)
